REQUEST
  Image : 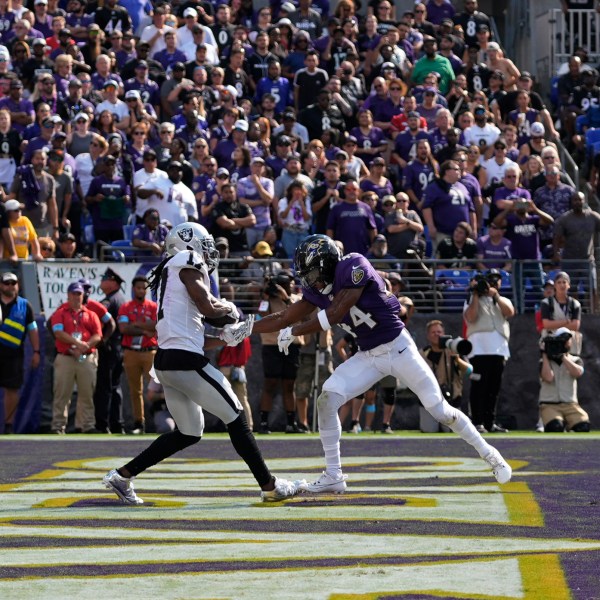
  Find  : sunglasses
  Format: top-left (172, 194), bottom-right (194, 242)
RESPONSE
top-left (195, 144), bottom-right (207, 148)
top-left (143, 156), bottom-right (157, 161)
top-left (40, 245), bottom-right (53, 251)
top-left (390, 87), bottom-right (401, 91)
top-left (2, 280), bottom-right (17, 285)
top-left (90, 142), bottom-right (100, 147)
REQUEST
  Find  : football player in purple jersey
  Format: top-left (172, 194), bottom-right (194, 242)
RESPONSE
top-left (222, 234), bottom-right (513, 492)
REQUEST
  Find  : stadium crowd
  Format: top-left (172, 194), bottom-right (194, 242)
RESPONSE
top-left (0, 0), bottom-right (599, 435)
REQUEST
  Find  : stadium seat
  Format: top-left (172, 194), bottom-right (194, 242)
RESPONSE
top-left (122, 224), bottom-right (136, 241)
top-left (435, 269), bottom-right (472, 312)
top-left (585, 128), bottom-right (600, 152)
top-left (110, 239), bottom-right (135, 262)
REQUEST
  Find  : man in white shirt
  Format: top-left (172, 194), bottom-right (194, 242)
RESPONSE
top-left (182, 26), bottom-right (219, 64)
top-left (132, 149), bottom-right (169, 220)
top-left (482, 138), bottom-right (518, 190)
top-left (140, 5), bottom-right (174, 57)
top-left (155, 161), bottom-right (198, 226)
top-left (177, 7), bottom-right (217, 49)
top-left (94, 80), bottom-right (130, 130)
top-left (463, 105), bottom-right (500, 157)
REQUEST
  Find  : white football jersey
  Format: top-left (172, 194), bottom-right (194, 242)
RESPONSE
top-left (156, 250), bottom-right (208, 354)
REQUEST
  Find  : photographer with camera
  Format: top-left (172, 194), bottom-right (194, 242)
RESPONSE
top-left (420, 320), bottom-right (473, 433)
top-left (539, 327), bottom-right (590, 433)
top-left (464, 269), bottom-right (515, 433)
top-left (257, 269), bottom-right (305, 434)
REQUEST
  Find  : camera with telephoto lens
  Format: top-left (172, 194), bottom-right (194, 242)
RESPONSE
top-left (264, 275), bottom-right (280, 298)
top-left (438, 335), bottom-right (473, 355)
top-left (472, 273), bottom-right (490, 296)
top-left (543, 336), bottom-right (568, 361)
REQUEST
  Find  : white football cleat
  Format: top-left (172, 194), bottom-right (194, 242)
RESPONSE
top-left (261, 477), bottom-right (306, 502)
top-left (483, 448), bottom-right (512, 484)
top-left (299, 471), bottom-right (348, 494)
top-left (103, 469), bottom-right (144, 505)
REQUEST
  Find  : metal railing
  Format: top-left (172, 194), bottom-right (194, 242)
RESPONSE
top-left (556, 137), bottom-right (580, 190)
top-left (545, 9), bottom-right (600, 78)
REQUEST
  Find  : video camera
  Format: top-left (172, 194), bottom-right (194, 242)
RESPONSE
top-left (264, 271), bottom-right (293, 298)
top-left (542, 336), bottom-right (568, 362)
top-left (438, 335), bottom-right (472, 355)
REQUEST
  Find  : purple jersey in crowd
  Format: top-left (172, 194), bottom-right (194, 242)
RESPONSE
top-left (403, 160), bottom-right (436, 204)
top-left (393, 130), bottom-right (430, 164)
top-left (476, 235), bottom-right (512, 268)
top-left (0, 97), bottom-right (34, 134)
top-left (124, 78), bottom-right (160, 107)
top-left (507, 109), bottom-right (540, 146)
top-left (505, 213), bottom-right (542, 259)
top-left (493, 185), bottom-right (531, 209)
top-left (302, 253), bottom-right (404, 351)
top-left (425, 0), bottom-right (455, 25)
top-left (422, 179), bottom-right (474, 235)
top-left (359, 177), bottom-right (393, 200)
top-left (254, 76), bottom-right (291, 114)
top-left (327, 200), bottom-right (377, 255)
top-left (350, 126), bottom-right (387, 163)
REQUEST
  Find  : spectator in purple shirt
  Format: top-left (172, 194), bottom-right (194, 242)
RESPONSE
top-left (425, 0), bottom-right (456, 26)
top-left (491, 165), bottom-right (532, 224)
top-left (349, 109), bottom-right (388, 164)
top-left (0, 79), bottom-right (34, 134)
top-left (326, 178), bottom-right (377, 255)
top-left (153, 31), bottom-right (188, 72)
top-left (493, 199), bottom-right (554, 312)
top-left (476, 223), bottom-right (512, 271)
top-left (131, 208), bottom-right (169, 257)
top-left (422, 159), bottom-right (476, 252)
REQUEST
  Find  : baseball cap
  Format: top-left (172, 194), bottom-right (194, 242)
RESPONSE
top-left (543, 279), bottom-right (555, 288)
top-left (277, 135), bottom-right (292, 146)
top-left (474, 105), bottom-right (486, 114)
top-left (282, 110), bottom-right (296, 121)
top-left (77, 277), bottom-right (91, 289)
top-left (69, 79), bottom-right (83, 87)
top-left (9, 80), bottom-right (23, 89)
top-left (381, 61), bottom-right (395, 70)
top-left (216, 167), bottom-right (229, 177)
top-left (441, 18), bottom-right (454, 27)
top-left (73, 112), bottom-right (89, 122)
top-left (103, 79), bottom-right (118, 89)
top-left (172, 62), bottom-right (185, 71)
top-left (487, 42), bottom-right (501, 51)
top-left (382, 194), bottom-right (396, 205)
top-left (214, 237), bottom-right (229, 248)
top-left (61, 232), bottom-right (77, 243)
top-left (125, 89), bottom-right (141, 100)
top-left (345, 135), bottom-right (358, 144)
top-left (531, 122), bottom-right (545, 137)
top-left (52, 131), bottom-right (67, 141)
top-left (407, 110), bottom-right (421, 118)
top-left (1, 272), bottom-right (18, 283)
top-left (252, 156), bottom-right (265, 165)
top-left (68, 282), bottom-right (84, 294)
top-left (552, 327), bottom-right (572, 338)
top-left (183, 7), bottom-right (197, 17)
top-left (554, 271), bottom-right (571, 283)
top-left (234, 119), bottom-right (248, 132)
top-left (4, 199), bottom-right (24, 211)
top-left (59, 28), bottom-right (72, 37)
top-left (478, 24), bottom-right (490, 32)
top-left (108, 133), bottom-right (122, 144)
top-left (281, 2), bottom-right (295, 12)
top-left (373, 234), bottom-right (387, 243)
top-left (32, 38), bottom-right (48, 47)
top-left (519, 71), bottom-right (533, 81)
top-left (388, 272), bottom-right (402, 284)
top-left (423, 86), bottom-right (437, 95)
top-left (335, 150), bottom-right (348, 160)
top-left (254, 241), bottom-right (273, 256)
top-left (168, 160), bottom-right (183, 170)
top-left (135, 60), bottom-right (148, 69)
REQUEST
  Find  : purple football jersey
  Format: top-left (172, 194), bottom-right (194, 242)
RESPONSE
top-left (350, 126), bottom-right (387, 163)
top-left (403, 160), bottom-right (436, 202)
top-left (302, 253), bottom-right (404, 351)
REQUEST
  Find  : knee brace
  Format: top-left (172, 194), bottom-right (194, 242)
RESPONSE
top-left (544, 418), bottom-right (565, 433)
top-left (571, 421), bottom-right (591, 432)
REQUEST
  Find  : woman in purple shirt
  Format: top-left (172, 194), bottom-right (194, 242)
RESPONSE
top-left (359, 156), bottom-right (394, 200)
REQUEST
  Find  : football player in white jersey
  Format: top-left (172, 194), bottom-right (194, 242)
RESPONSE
top-left (102, 222), bottom-right (304, 504)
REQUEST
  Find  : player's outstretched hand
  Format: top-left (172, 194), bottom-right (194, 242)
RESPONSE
top-left (277, 327), bottom-right (296, 355)
top-left (221, 314), bottom-right (255, 346)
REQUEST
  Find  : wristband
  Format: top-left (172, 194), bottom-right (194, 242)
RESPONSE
top-left (317, 309), bottom-right (331, 331)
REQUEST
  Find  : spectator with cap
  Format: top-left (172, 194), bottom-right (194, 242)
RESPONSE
top-left (382, 192), bottom-right (425, 260)
top-left (213, 119), bottom-right (253, 171)
top-left (463, 104), bottom-right (501, 156)
top-left (67, 111), bottom-right (93, 157)
top-left (46, 149), bottom-right (73, 234)
top-left (21, 39), bottom-right (54, 92)
top-left (9, 148), bottom-right (57, 238)
top-left (55, 231), bottom-right (89, 261)
top-left (85, 154), bottom-right (131, 244)
top-left (131, 208), bottom-right (168, 257)
top-left (124, 60), bottom-right (161, 119)
top-left (538, 326), bottom-right (589, 433)
top-left (58, 79), bottom-right (94, 133)
top-left (2, 199), bottom-right (43, 261)
top-left (95, 79), bottom-right (130, 131)
top-left (436, 221), bottom-right (478, 269)
top-left (266, 135), bottom-right (293, 178)
top-left (410, 36), bottom-right (455, 95)
top-left (391, 109), bottom-right (430, 179)
top-left (517, 122), bottom-right (557, 164)
top-left (272, 109), bottom-right (309, 146)
top-left (0, 79), bottom-right (33, 134)
top-left (366, 233), bottom-right (402, 269)
top-left (22, 115), bottom-right (59, 164)
top-left (160, 62), bottom-right (191, 119)
top-left (49, 280), bottom-right (102, 434)
top-left (132, 147), bottom-right (169, 223)
top-left (139, 5), bottom-right (174, 57)
top-left (0, 271), bottom-right (40, 434)
top-left (274, 152), bottom-right (313, 204)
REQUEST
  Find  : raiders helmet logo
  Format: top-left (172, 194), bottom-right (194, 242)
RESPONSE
top-left (178, 227), bottom-right (194, 243)
top-left (351, 267), bottom-right (364, 284)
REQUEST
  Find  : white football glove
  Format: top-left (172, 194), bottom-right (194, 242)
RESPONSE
top-left (220, 314), bottom-right (255, 346)
top-left (277, 326), bottom-right (296, 355)
top-left (221, 299), bottom-right (240, 324)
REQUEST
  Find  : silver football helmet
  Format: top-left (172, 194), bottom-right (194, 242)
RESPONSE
top-left (164, 222), bottom-right (220, 273)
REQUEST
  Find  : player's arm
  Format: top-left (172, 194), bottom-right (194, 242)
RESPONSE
top-left (252, 297), bottom-right (315, 333)
top-left (179, 268), bottom-right (234, 319)
top-left (291, 286), bottom-right (364, 337)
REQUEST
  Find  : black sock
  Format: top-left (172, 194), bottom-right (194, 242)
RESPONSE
top-left (227, 412), bottom-right (272, 487)
top-left (286, 411), bottom-right (296, 426)
top-left (260, 411), bottom-right (269, 427)
top-left (121, 429), bottom-right (200, 477)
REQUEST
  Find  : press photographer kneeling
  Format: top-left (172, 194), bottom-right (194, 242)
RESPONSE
top-left (539, 328), bottom-right (590, 433)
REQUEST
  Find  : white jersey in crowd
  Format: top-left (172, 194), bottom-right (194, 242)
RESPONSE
top-left (482, 157), bottom-right (518, 187)
top-left (463, 123), bottom-right (501, 149)
top-left (155, 250), bottom-right (208, 355)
